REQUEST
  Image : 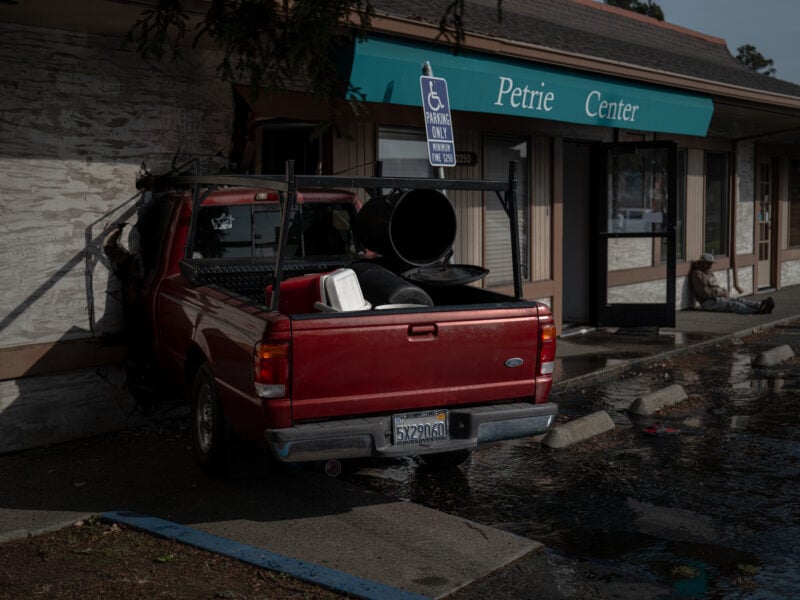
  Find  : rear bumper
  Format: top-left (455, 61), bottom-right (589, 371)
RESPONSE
top-left (265, 402), bottom-right (558, 463)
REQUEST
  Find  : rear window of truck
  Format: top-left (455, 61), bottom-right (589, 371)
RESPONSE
top-left (193, 203), bottom-right (357, 259)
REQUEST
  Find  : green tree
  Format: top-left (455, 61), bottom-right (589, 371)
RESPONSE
top-left (735, 44), bottom-right (776, 76)
top-left (127, 0), bottom-right (501, 103)
top-left (605, 0), bottom-right (664, 21)
top-left (128, 0), bottom-right (374, 101)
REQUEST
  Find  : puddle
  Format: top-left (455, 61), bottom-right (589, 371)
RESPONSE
top-left (559, 329), bottom-right (715, 349)
top-left (554, 351), bottom-right (649, 380)
top-left (346, 324), bottom-right (800, 597)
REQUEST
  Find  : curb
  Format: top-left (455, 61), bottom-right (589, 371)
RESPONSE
top-left (101, 510), bottom-right (430, 600)
top-left (629, 384), bottom-right (688, 416)
top-left (0, 514), bottom-right (96, 545)
top-left (541, 410), bottom-right (615, 449)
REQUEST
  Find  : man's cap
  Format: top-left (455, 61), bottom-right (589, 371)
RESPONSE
top-left (699, 253), bottom-right (715, 263)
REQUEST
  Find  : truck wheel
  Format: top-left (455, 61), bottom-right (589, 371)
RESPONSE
top-left (419, 449), bottom-right (471, 470)
top-left (191, 364), bottom-right (228, 476)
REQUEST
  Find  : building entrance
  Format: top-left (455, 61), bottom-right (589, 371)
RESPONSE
top-left (562, 140), bottom-right (678, 329)
top-left (595, 141), bottom-right (677, 327)
top-left (562, 141), bottom-right (593, 326)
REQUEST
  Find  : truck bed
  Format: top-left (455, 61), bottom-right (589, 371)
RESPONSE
top-left (179, 258), bottom-right (351, 305)
top-left (179, 258), bottom-right (519, 310)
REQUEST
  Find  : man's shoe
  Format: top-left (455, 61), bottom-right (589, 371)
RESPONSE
top-left (759, 297), bottom-right (775, 314)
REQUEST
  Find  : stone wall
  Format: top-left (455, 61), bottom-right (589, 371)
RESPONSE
top-left (607, 279), bottom-right (668, 305)
top-left (735, 140), bottom-right (755, 256)
top-left (608, 264), bottom-right (755, 310)
top-left (0, 23), bottom-right (232, 348)
top-left (0, 23), bottom-right (233, 453)
top-left (781, 258), bottom-right (800, 287)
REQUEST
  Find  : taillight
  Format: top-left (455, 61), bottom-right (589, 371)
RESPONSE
top-left (254, 342), bottom-right (289, 398)
top-left (537, 321), bottom-right (556, 375)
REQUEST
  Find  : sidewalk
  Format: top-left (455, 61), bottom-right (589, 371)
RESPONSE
top-left (2, 284), bottom-right (800, 599)
top-left (555, 284), bottom-right (800, 387)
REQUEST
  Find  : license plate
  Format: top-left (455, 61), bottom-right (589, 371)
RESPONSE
top-left (393, 410), bottom-right (449, 446)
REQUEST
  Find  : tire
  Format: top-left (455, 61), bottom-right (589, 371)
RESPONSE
top-left (419, 449), bottom-right (471, 470)
top-left (191, 363), bottom-right (228, 476)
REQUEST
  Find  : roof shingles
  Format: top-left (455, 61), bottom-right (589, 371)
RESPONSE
top-left (372, 0), bottom-right (800, 98)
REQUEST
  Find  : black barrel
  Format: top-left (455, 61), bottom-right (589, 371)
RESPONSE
top-left (354, 188), bottom-right (456, 268)
top-left (348, 261), bottom-right (433, 307)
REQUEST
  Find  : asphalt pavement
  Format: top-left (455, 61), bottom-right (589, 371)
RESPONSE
top-left (2, 284), bottom-right (799, 599)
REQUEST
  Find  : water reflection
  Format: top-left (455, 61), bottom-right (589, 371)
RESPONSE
top-left (347, 324), bottom-right (800, 597)
top-left (554, 352), bottom-right (649, 381)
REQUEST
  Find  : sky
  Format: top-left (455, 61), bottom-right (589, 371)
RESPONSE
top-left (610, 0), bottom-right (800, 84)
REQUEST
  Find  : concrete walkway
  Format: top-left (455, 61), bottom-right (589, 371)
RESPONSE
top-left (0, 433), bottom-right (536, 599)
top-left (2, 284), bottom-right (799, 599)
top-left (555, 284), bottom-right (800, 387)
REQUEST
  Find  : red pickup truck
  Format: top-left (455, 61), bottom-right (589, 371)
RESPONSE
top-left (133, 163), bottom-right (556, 474)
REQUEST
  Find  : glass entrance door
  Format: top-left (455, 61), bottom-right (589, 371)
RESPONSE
top-left (595, 142), bottom-right (677, 327)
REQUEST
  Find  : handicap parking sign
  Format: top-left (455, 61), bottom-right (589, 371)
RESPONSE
top-left (420, 75), bottom-right (456, 167)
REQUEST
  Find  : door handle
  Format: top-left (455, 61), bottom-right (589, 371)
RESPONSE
top-left (408, 324), bottom-right (437, 338)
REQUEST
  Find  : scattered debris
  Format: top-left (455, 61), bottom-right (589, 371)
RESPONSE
top-left (643, 423), bottom-right (681, 436)
top-left (671, 564), bottom-right (700, 579)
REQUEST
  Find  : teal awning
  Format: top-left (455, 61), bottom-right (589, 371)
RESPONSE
top-left (346, 35), bottom-right (713, 137)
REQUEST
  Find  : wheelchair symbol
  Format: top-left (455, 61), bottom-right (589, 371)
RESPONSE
top-left (426, 81), bottom-right (443, 111)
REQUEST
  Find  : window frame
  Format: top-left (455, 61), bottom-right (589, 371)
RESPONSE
top-left (788, 158), bottom-right (800, 248)
top-left (482, 134), bottom-right (531, 286)
top-left (659, 148), bottom-right (687, 264)
top-left (376, 126), bottom-right (435, 180)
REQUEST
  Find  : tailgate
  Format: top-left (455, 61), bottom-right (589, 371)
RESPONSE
top-left (289, 306), bottom-right (540, 422)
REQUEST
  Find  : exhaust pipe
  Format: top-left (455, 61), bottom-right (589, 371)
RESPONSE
top-left (323, 459), bottom-right (343, 478)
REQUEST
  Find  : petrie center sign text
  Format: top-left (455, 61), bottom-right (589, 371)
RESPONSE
top-left (494, 76), bottom-right (641, 124)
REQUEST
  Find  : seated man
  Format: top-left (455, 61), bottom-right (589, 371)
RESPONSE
top-left (690, 253), bottom-right (774, 314)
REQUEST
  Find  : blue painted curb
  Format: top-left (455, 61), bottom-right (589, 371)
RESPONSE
top-left (101, 510), bottom-right (430, 600)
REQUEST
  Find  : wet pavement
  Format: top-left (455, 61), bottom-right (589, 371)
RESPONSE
top-left (554, 284), bottom-right (800, 386)
top-left (346, 314), bottom-right (800, 598)
top-left (3, 285), bottom-right (800, 598)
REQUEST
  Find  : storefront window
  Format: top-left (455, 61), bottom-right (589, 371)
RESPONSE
top-left (484, 136), bottom-right (530, 286)
top-left (789, 160), bottom-right (800, 247)
top-left (606, 145), bottom-right (669, 272)
top-left (704, 153), bottom-right (729, 256)
top-left (377, 128), bottom-right (434, 178)
top-left (258, 122), bottom-right (321, 175)
top-left (607, 147), bottom-right (669, 237)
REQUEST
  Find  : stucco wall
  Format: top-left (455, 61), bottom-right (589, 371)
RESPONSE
top-left (0, 23), bottom-right (232, 452)
top-left (0, 23), bottom-right (232, 349)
